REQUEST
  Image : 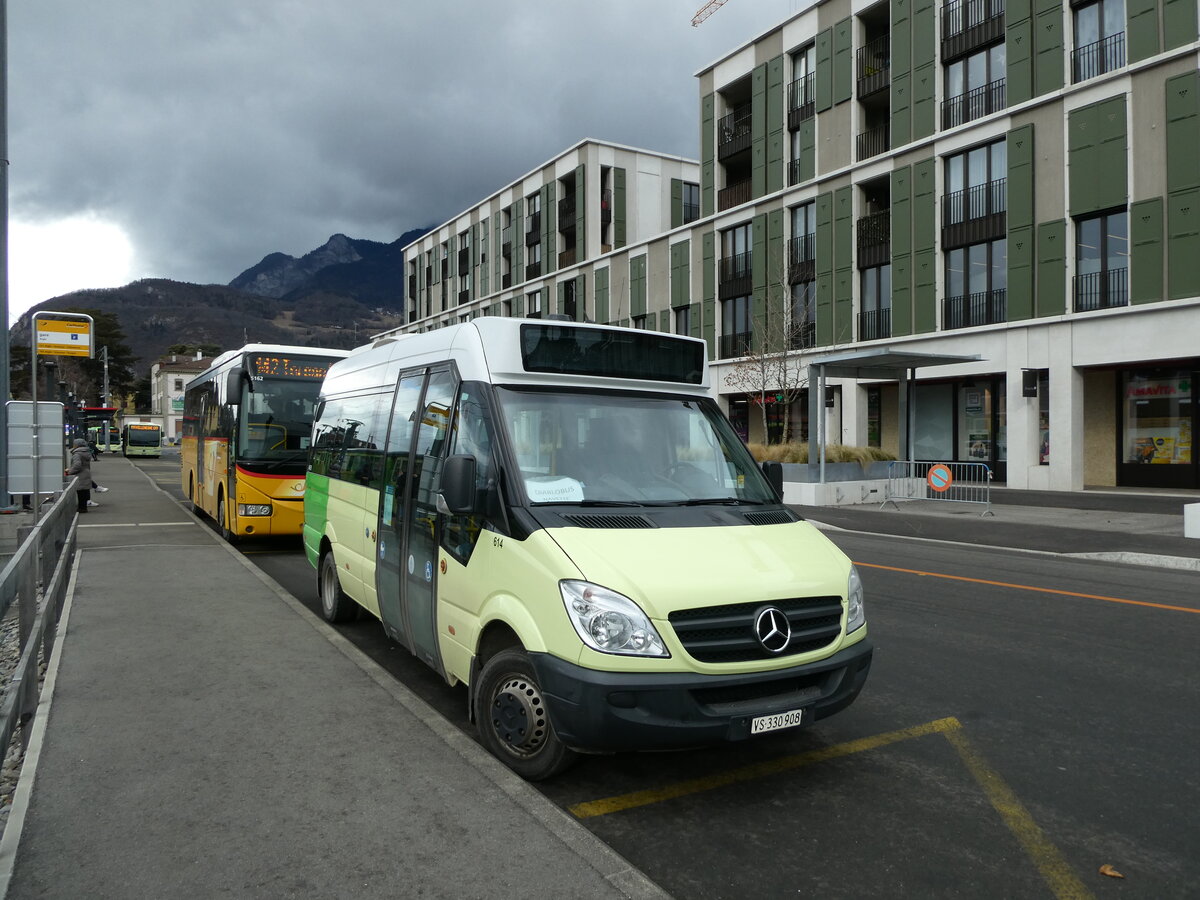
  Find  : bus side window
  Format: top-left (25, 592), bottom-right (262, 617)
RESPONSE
top-left (382, 373), bottom-right (426, 529)
top-left (442, 387), bottom-right (496, 564)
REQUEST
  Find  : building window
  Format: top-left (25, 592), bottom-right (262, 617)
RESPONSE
top-left (720, 295), bottom-right (752, 358)
top-left (1122, 369), bottom-right (1193, 466)
top-left (790, 280), bottom-right (817, 349)
top-left (174, 379), bottom-right (184, 392)
top-left (527, 289), bottom-right (543, 318)
top-left (945, 239), bottom-right (1007, 328)
top-left (788, 44), bottom-right (816, 127)
top-left (944, 140), bottom-right (1007, 233)
top-left (563, 280), bottom-right (577, 320)
top-left (674, 305), bottom-right (692, 336)
top-left (943, 44), bottom-right (1006, 129)
top-left (1074, 210), bottom-right (1128, 311)
top-left (1073, 0), bottom-right (1126, 82)
top-left (867, 386), bottom-right (882, 448)
top-left (719, 223), bottom-right (752, 298)
top-left (860, 264), bottom-right (892, 341)
top-left (682, 182), bottom-right (700, 224)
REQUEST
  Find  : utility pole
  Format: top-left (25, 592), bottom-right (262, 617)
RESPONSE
top-left (0, 0), bottom-right (12, 509)
top-left (100, 345), bottom-right (110, 407)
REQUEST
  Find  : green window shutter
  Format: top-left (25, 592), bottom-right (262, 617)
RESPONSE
top-left (595, 268), bottom-right (610, 324)
top-left (912, 158), bottom-right (936, 252)
top-left (513, 198), bottom-right (524, 279)
top-left (834, 186), bottom-right (853, 270)
top-left (1007, 226), bottom-right (1035, 320)
top-left (1036, 219), bottom-right (1066, 317)
top-left (689, 302), bottom-right (702, 339)
top-left (912, 62), bottom-right (936, 140)
top-left (671, 240), bottom-right (691, 308)
top-left (702, 94), bottom-right (716, 217)
top-left (766, 56), bottom-right (786, 195)
top-left (892, 71), bottom-right (912, 149)
top-left (833, 18), bottom-right (853, 104)
top-left (891, 254), bottom-right (912, 337)
top-left (1007, 18), bottom-right (1034, 106)
top-left (1167, 189), bottom-right (1200, 300)
top-left (1165, 72), bottom-right (1200, 194)
top-left (767, 210), bottom-right (785, 350)
top-left (798, 120), bottom-right (816, 184)
top-left (892, 166), bottom-right (913, 259)
top-left (671, 178), bottom-right (684, 229)
top-left (1034, 3), bottom-right (1063, 97)
top-left (815, 273), bottom-right (834, 346)
top-left (1126, 0), bottom-right (1159, 62)
top-left (834, 266), bottom-right (854, 344)
top-left (1095, 95), bottom-right (1128, 212)
top-left (493, 217), bottom-right (502, 292)
top-left (913, 0), bottom-right (936, 62)
top-left (575, 164), bottom-right (586, 261)
top-left (543, 182), bottom-right (556, 274)
top-left (630, 255), bottom-right (647, 317)
top-left (816, 191), bottom-right (834, 278)
top-left (1130, 198), bottom-right (1163, 304)
top-left (1163, 0), bottom-right (1199, 49)
top-left (1068, 103), bottom-right (1097, 217)
top-left (557, 281), bottom-right (566, 316)
top-left (514, 294), bottom-right (525, 317)
top-left (1007, 124), bottom-right (1036, 230)
top-left (815, 28), bottom-right (833, 112)
top-left (891, 0), bottom-right (911, 74)
top-left (575, 274), bottom-right (586, 321)
top-left (614, 168), bottom-right (627, 248)
top-left (752, 213), bottom-right (768, 351)
top-left (913, 249), bottom-right (936, 333)
top-left (752, 63), bottom-right (769, 199)
top-left (702, 232), bottom-right (717, 360)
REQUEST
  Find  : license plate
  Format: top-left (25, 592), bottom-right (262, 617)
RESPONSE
top-left (750, 708), bottom-right (806, 735)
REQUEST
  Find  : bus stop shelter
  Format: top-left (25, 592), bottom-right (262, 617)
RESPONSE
top-left (807, 348), bottom-right (983, 481)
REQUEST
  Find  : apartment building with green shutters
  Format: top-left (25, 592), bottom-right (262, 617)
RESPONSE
top-left (398, 1), bottom-right (1200, 492)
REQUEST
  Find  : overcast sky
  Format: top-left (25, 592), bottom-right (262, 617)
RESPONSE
top-left (7, 0), bottom-right (812, 324)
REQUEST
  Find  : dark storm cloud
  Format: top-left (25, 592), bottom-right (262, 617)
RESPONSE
top-left (10, 1), bottom-right (800, 286)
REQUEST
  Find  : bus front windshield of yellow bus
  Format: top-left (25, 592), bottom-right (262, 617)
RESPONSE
top-left (238, 381), bottom-right (321, 460)
top-left (494, 388), bottom-right (776, 506)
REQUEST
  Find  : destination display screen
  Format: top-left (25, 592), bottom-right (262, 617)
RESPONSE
top-left (129, 424), bottom-right (159, 431)
top-left (248, 355), bottom-right (334, 381)
top-left (520, 324), bottom-right (704, 385)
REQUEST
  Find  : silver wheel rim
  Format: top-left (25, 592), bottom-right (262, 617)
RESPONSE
top-left (489, 674), bottom-right (550, 759)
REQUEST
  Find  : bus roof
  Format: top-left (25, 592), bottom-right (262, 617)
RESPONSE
top-left (323, 318), bottom-right (711, 396)
top-left (190, 343), bottom-right (351, 386)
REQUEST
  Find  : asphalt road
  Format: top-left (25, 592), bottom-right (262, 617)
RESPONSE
top-left (139, 451), bottom-right (1200, 899)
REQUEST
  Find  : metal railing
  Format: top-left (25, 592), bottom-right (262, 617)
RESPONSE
top-left (941, 78), bottom-right (1006, 129)
top-left (881, 461), bottom-right (994, 515)
top-left (718, 179), bottom-right (752, 211)
top-left (943, 289), bottom-right (1007, 328)
top-left (858, 307), bottom-right (892, 341)
top-left (856, 36), bottom-right (890, 96)
top-left (1072, 32), bottom-right (1125, 83)
top-left (856, 123), bottom-right (890, 161)
top-left (1074, 267), bottom-right (1129, 311)
top-left (1, 483), bottom-right (79, 772)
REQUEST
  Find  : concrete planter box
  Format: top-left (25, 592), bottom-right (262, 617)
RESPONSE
top-left (778, 460), bottom-right (895, 483)
top-left (776, 459), bottom-right (904, 507)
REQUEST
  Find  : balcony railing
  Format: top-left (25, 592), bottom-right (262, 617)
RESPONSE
top-left (1073, 32), bottom-right (1125, 83)
top-left (457, 247), bottom-right (470, 276)
top-left (600, 189), bottom-right (612, 226)
top-left (942, 0), bottom-right (1005, 59)
top-left (719, 251), bottom-right (752, 283)
top-left (788, 159), bottom-right (805, 186)
top-left (458, 289), bottom-right (470, 306)
top-left (1073, 267), bottom-right (1129, 312)
top-left (942, 178), bottom-right (1007, 248)
top-left (943, 289), bottom-right (1007, 328)
top-left (717, 106), bottom-right (753, 159)
top-left (856, 123), bottom-right (890, 161)
top-left (858, 307), bottom-right (892, 341)
top-left (857, 211), bottom-right (891, 269)
top-left (558, 195), bottom-right (576, 227)
top-left (525, 262), bottom-right (542, 281)
top-left (787, 73), bottom-right (815, 128)
top-left (525, 213), bottom-right (541, 245)
top-left (942, 78), bottom-right (1006, 129)
top-left (502, 273), bottom-right (512, 289)
top-left (856, 35), bottom-right (890, 96)
top-left (719, 331), bottom-right (753, 359)
top-left (558, 247), bottom-right (577, 268)
top-left (718, 179), bottom-right (753, 211)
top-left (408, 274), bottom-right (416, 297)
top-left (788, 235), bottom-right (815, 283)
top-left (789, 321), bottom-right (817, 350)
top-left (683, 201), bottom-right (700, 223)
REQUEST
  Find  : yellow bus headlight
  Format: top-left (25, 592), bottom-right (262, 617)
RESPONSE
top-left (238, 503), bottom-right (273, 516)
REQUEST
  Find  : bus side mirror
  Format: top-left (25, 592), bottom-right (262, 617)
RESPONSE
top-left (438, 454), bottom-right (478, 515)
top-left (761, 461), bottom-right (784, 500)
top-left (225, 367), bottom-right (247, 400)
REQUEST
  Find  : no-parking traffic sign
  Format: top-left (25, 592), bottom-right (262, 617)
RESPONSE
top-left (927, 463), bottom-right (953, 492)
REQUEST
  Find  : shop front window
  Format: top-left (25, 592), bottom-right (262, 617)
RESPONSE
top-left (1123, 370), bottom-right (1193, 465)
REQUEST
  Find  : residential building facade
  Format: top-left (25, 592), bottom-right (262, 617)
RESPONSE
top-left (150, 353), bottom-right (213, 442)
top-left (393, 3), bottom-right (1200, 492)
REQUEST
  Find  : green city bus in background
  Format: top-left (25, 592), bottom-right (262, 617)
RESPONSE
top-left (122, 422), bottom-right (163, 458)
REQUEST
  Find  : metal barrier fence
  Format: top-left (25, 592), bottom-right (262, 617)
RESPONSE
top-left (880, 460), bottom-right (994, 516)
top-left (0, 480), bottom-right (79, 765)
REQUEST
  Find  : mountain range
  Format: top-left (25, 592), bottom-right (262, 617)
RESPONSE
top-left (10, 226), bottom-right (429, 376)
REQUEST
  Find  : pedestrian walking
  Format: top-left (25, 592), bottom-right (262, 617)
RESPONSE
top-left (66, 438), bottom-right (96, 512)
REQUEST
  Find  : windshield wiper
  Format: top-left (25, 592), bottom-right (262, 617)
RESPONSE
top-left (545, 500), bottom-right (643, 507)
top-left (680, 497), bottom-right (767, 506)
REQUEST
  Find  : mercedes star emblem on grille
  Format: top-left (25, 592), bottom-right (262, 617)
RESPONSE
top-left (755, 607), bottom-right (791, 653)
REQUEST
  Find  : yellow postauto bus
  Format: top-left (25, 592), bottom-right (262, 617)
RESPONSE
top-left (304, 319), bottom-right (871, 779)
top-left (182, 344), bottom-right (348, 541)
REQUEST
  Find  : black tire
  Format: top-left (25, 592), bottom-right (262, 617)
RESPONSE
top-left (473, 648), bottom-right (575, 781)
top-left (318, 551), bottom-right (358, 623)
top-left (217, 493), bottom-right (237, 543)
top-left (188, 475), bottom-right (204, 517)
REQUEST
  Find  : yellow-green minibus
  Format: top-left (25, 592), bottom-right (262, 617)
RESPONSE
top-left (305, 318), bottom-right (871, 779)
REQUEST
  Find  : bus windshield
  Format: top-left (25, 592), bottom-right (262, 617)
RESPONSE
top-left (126, 426), bottom-right (161, 447)
top-left (494, 387), bottom-right (777, 506)
top-left (237, 379), bottom-right (323, 461)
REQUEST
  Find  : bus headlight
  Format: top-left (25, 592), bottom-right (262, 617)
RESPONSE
top-left (560, 581), bottom-right (669, 658)
top-left (847, 565), bottom-right (866, 633)
top-left (238, 503), bottom-right (273, 516)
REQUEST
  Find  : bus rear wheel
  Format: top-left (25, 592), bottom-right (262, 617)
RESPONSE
top-left (473, 648), bottom-right (575, 781)
top-left (318, 552), bottom-right (357, 623)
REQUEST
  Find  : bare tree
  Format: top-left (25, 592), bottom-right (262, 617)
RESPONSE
top-left (722, 243), bottom-right (814, 444)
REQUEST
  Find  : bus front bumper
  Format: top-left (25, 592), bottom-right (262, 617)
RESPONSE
top-left (528, 639), bottom-right (872, 753)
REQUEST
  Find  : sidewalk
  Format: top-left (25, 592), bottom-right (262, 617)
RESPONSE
top-left (0, 458), bottom-right (668, 899)
top-left (794, 485), bottom-right (1200, 570)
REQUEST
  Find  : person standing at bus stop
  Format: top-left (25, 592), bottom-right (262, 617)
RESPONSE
top-left (66, 438), bottom-right (96, 513)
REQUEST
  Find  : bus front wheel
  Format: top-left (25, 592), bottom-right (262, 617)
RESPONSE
top-left (318, 552), bottom-right (357, 623)
top-left (473, 648), bottom-right (575, 781)
top-left (217, 494), bottom-right (237, 544)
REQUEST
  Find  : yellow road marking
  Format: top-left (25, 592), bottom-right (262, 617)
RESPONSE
top-left (570, 716), bottom-right (1093, 900)
top-left (944, 727), bottom-right (1093, 899)
top-left (568, 717), bottom-right (959, 819)
top-left (855, 561), bottom-right (1199, 614)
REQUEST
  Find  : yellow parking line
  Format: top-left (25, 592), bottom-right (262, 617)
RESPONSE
top-left (855, 561), bottom-right (1199, 615)
top-left (569, 717), bottom-right (1092, 900)
top-left (568, 716), bottom-right (959, 819)
top-left (944, 728), bottom-right (1092, 899)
